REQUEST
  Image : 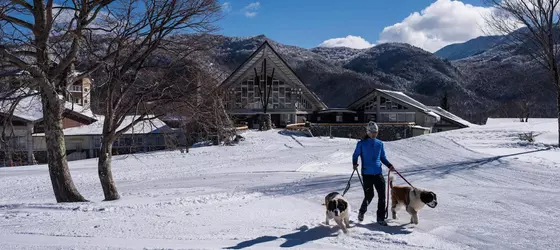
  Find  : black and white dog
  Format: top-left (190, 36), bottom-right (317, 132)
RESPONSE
top-left (324, 192), bottom-right (350, 234)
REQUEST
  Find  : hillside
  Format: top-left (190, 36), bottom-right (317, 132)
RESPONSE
top-left (435, 31), bottom-right (558, 118)
top-left (49, 32), bottom-right (554, 124)
top-left (196, 35), bottom-right (490, 123)
top-left (434, 35), bottom-right (507, 61)
top-left (20, 31), bottom-right (554, 124)
top-left (1, 121), bottom-right (559, 249)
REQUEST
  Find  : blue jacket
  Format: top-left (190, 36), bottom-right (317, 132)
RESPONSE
top-left (352, 138), bottom-right (392, 175)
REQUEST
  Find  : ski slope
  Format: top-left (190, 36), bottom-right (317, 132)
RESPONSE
top-left (1, 119), bottom-right (559, 249)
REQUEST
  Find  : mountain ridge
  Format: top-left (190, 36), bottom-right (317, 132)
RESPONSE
top-left (193, 34), bottom-right (493, 123)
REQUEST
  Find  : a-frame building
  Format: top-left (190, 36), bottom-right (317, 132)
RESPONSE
top-left (219, 41), bottom-right (327, 128)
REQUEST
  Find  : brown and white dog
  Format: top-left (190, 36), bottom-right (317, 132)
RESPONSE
top-left (324, 192), bottom-right (350, 234)
top-left (389, 176), bottom-right (438, 225)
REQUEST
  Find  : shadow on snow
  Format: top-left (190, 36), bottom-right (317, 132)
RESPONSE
top-left (248, 147), bottom-right (552, 198)
top-left (224, 224), bottom-right (338, 249)
top-left (224, 222), bottom-right (414, 249)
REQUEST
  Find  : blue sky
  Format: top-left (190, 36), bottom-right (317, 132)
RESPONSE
top-left (216, 0), bottom-right (493, 52)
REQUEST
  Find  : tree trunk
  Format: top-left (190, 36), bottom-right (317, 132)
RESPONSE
top-left (41, 91), bottom-right (87, 202)
top-left (260, 113), bottom-right (272, 131)
top-left (557, 90), bottom-right (560, 146)
top-left (98, 138), bottom-right (120, 201)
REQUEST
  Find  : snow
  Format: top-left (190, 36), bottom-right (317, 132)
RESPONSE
top-left (0, 88), bottom-right (95, 122)
top-left (0, 91), bottom-right (43, 122)
top-left (1, 120), bottom-right (559, 249)
top-left (485, 118), bottom-right (558, 145)
top-left (33, 115), bottom-right (168, 136)
top-left (430, 106), bottom-right (474, 127)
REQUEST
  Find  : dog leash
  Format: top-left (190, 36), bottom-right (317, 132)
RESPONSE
top-left (392, 168), bottom-right (415, 189)
top-left (342, 168), bottom-right (364, 196)
top-left (385, 168), bottom-right (415, 219)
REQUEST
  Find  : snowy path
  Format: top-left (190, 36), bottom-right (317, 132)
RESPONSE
top-left (1, 123), bottom-right (559, 249)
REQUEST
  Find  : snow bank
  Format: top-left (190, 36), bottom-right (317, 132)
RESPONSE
top-left (1, 124), bottom-right (559, 249)
top-left (485, 118), bottom-right (558, 145)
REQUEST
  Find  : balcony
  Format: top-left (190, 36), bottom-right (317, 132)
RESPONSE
top-left (68, 85), bottom-right (82, 92)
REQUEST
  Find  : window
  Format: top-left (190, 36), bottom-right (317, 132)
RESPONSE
top-left (406, 113), bottom-right (415, 122)
top-left (380, 113), bottom-right (389, 121)
top-left (354, 116), bottom-right (359, 122)
top-left (93, 136), bottom-right (101, 148)
top-left (380, 97), bottom-right (388, 110)
top-left (389, 113), bottom-right (397, 122)
top-left (425, 115), bottom-right (436, 124)
top-left (84, 88), bottom-right (89, 92)
top-left (69, 85), bottom-right (82, 92)
top-left (336, 114), bottom-right (343, 122)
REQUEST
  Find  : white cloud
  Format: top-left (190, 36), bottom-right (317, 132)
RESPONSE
top-left (378, 0), bottom-right (502, 52)
top-left (222, 2), bottom-right (232, 13)
top-left (318, 35), bottom-right (374, 49)
top-left (242, 2), bottom-right (260, 18)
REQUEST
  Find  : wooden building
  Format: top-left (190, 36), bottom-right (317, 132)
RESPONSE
top-left (219, 41), bottom-right (328, 129)
top-left (343, 88), bottom-right (441, 128)
top-left (219, 41), bottom-right (471, 138)
top-left (32, 115), bottom-right (171, 163)
top-left (0, 89), bottom-right (97, 166)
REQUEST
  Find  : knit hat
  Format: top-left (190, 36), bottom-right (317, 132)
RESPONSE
top-left (366, 121), bottom-right (378, 133)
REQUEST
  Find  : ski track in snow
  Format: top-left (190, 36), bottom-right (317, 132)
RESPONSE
top-left (1, 121), bottom-right (559, 250)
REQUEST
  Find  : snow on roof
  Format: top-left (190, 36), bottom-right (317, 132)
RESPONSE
top-left (429, 106), bottom-right (472, 128)
top-left (318, 108), bottom-right (356, 113)
top-left (34, 115), bottom-right (168, 136)
top-left (412, 125), bottom-right (432, 130)
top-left (0, 88), bottom-right (95, 122)
top-left (0, 90), bottom-right (43, 122)
top-left (377, 89), bottom-right (440, 120)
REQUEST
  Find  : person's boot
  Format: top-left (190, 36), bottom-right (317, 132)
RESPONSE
top-left (358, 212), bottom-right (365, 222)
top-left (377, 219), bottom-right (388, 226)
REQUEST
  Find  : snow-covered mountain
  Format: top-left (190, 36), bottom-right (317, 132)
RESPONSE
top-left (435, 30), bottom-right (557, 118)
top-left (14, 31), bottom-right (552, 124)
top-left (191, 34), bottom-right (492, 123)
top-left (434, 35), bottom-right (507, 61)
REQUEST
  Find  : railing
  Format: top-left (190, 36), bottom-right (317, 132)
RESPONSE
top-left (310, 122), bottom-right (416, 127)
top-left (68, 85), bottom-right (82, 92)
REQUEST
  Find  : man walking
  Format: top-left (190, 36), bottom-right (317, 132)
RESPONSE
top-left (352, 121), bottom-right (394, 226)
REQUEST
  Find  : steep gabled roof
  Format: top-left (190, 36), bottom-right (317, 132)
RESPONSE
top-left (347, 88), bottom-right (440, 120)
top-left (219, 40), bottom-right (327, 110)
top-left (428, 106), bottom-right (471, 128)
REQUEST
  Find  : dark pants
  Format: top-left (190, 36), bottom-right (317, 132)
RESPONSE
top-left (359, 173), bottom-right (386, 221)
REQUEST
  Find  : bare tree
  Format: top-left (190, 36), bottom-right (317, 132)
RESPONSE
top-left (518, 96), bottom-right (532, 122)
top-left (164, 61), bottom-right (236, 150)
top-left (83, 0), bottom-right (221, 201)
top-left (0, 1), bottom-right (116, 202)
top-left (484, 0), bottom-right (560, 145)
top-left (177, 86), bottom-right (236, 147)
top-left (253, 58), bottom-right (275, 131)
top-left (440, 89), bottom-right (450, 112)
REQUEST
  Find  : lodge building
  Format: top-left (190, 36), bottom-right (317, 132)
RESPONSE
top-left (219, 40), bottom-right (471, 138)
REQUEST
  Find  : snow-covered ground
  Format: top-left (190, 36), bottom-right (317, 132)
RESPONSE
top-left (1, 120), bottom-right (559, 250)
